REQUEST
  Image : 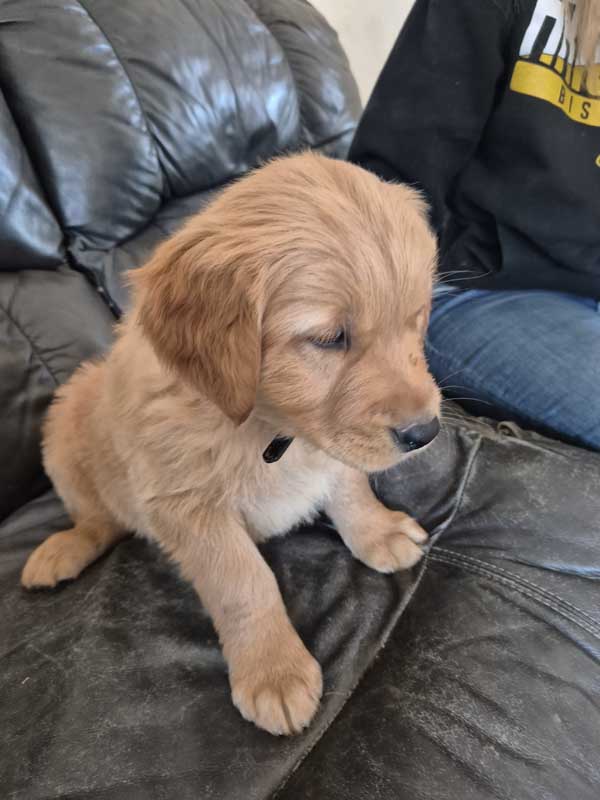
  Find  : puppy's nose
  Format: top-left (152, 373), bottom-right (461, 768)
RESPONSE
top-left (391, 418), bottom-right (440, 452)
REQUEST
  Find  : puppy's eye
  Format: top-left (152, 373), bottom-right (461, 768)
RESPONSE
top-left (311, 329), bottom-right (349, 351)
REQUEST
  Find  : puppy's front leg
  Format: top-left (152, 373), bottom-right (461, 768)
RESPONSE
top-left (155, 510), bottom-right (322, 735)
top-left (326, 468), bottom-right (427, 573)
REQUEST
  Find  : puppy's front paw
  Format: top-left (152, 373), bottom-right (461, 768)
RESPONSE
top-left (353, 511), bottom-right (428, 574)
top-left (231, 639), bottom-right (322, 736)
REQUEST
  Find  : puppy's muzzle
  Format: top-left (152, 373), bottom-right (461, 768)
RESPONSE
top-left (390, 418), bottom-right (440, 452)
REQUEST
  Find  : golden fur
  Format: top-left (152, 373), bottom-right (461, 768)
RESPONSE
top-left (579, 0), bottom-right (600, 65)
top-left (22, 153), bottom-right (440, 735)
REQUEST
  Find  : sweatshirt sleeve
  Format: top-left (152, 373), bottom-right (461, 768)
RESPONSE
top-left (349, 0), bottom-right (510, 233)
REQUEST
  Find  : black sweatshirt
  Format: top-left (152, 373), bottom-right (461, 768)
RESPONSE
top-left (349, 0), bottom-right (600, 299)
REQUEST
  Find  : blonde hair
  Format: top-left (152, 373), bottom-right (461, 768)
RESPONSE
top-left (577, 0), bottom-right (600, 95)
top-left (578, 0), bottom-right (600, 64)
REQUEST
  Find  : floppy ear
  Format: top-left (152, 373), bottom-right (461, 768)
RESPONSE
top-left (131, 223), bottom-right (262, 425)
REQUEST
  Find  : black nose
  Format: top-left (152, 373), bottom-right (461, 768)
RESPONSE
top-left (391, 418), bottom-right (440, 452)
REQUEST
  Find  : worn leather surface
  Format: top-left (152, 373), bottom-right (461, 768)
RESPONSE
top-left (1, 492), bottom-right (421, 800)
top-left (0, 268), bottom-right (115, 522)
top-left (2, 413), bottom-right (599, 798)
top-left (281, 421), bottom-right (600, 799)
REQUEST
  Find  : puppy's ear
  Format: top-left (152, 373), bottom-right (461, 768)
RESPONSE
top-left (131, 223), bottom-right (262, 425)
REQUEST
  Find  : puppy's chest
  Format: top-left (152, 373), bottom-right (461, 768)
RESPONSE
top-left (239, 451), bottom-right (340, 542)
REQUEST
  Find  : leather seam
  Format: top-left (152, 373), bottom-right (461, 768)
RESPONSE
top-left (239, 0), bottom-right (303, 142)
top-left (434, 546), bottom-right (600, 631)
top-left (0, 87), bottom-right (66, 237)
top-left (310, 126), bottom-right (357, 151)
top-left (74, 0), bottom-right (167, 197)
top-left (0, 298), bottom-right (59, 388)
top-left (430, 551), bottom-right (600, 640)
top-left (249, 7), bottom-right (308, 138)
top-left (270, 436), bottom-right (483, 799)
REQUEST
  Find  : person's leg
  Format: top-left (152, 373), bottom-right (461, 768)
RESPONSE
top-left (427, 287), bottom-right (600, 451)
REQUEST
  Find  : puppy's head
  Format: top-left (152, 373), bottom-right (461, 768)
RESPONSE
top-left (133, 153), bottom-right (440, 472)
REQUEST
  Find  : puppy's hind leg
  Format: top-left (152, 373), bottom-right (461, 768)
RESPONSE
top-left (21, 516), bottom-right (129, 589)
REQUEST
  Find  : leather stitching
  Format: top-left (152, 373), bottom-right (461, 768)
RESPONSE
top-left (434, 546), bottom-right (600, 630)
top-left (0, 297), bottom-right (59, 388)
top-left (430, 550), bottom-right (600, 640)
top-left (310, 126), bottom-right (358, 152)
top-left (270, 436), bottom-right (483, 799)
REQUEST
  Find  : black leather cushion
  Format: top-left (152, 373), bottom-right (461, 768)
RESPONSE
top-left (2, 411), bottom-right (599, 798)
top-left (1, 493), bottom-right (422, 799)
top-left (0, 268), bottom-right (115, 522)
top-left (0, 90), bottom-right (63, 271)
top-left (0, 0), bottom-right (361, 307)
top-left (280, 419), bottom-right (600, 799)
top-left (245, 0), bottom-right (360, 151)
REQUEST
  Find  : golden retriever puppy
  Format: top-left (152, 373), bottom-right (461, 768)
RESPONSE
top-left (22, 153), bottom-right (441, 736)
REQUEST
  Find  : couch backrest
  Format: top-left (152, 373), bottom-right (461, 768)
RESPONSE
top-left (0, 0), bottom-right (360, 263)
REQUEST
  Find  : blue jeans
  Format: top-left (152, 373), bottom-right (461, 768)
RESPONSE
top-left (427, 288), bottom-right (600, 451)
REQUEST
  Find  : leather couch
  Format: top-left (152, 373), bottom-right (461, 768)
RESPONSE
top-left (1, 2), bottom-right (599, 798)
